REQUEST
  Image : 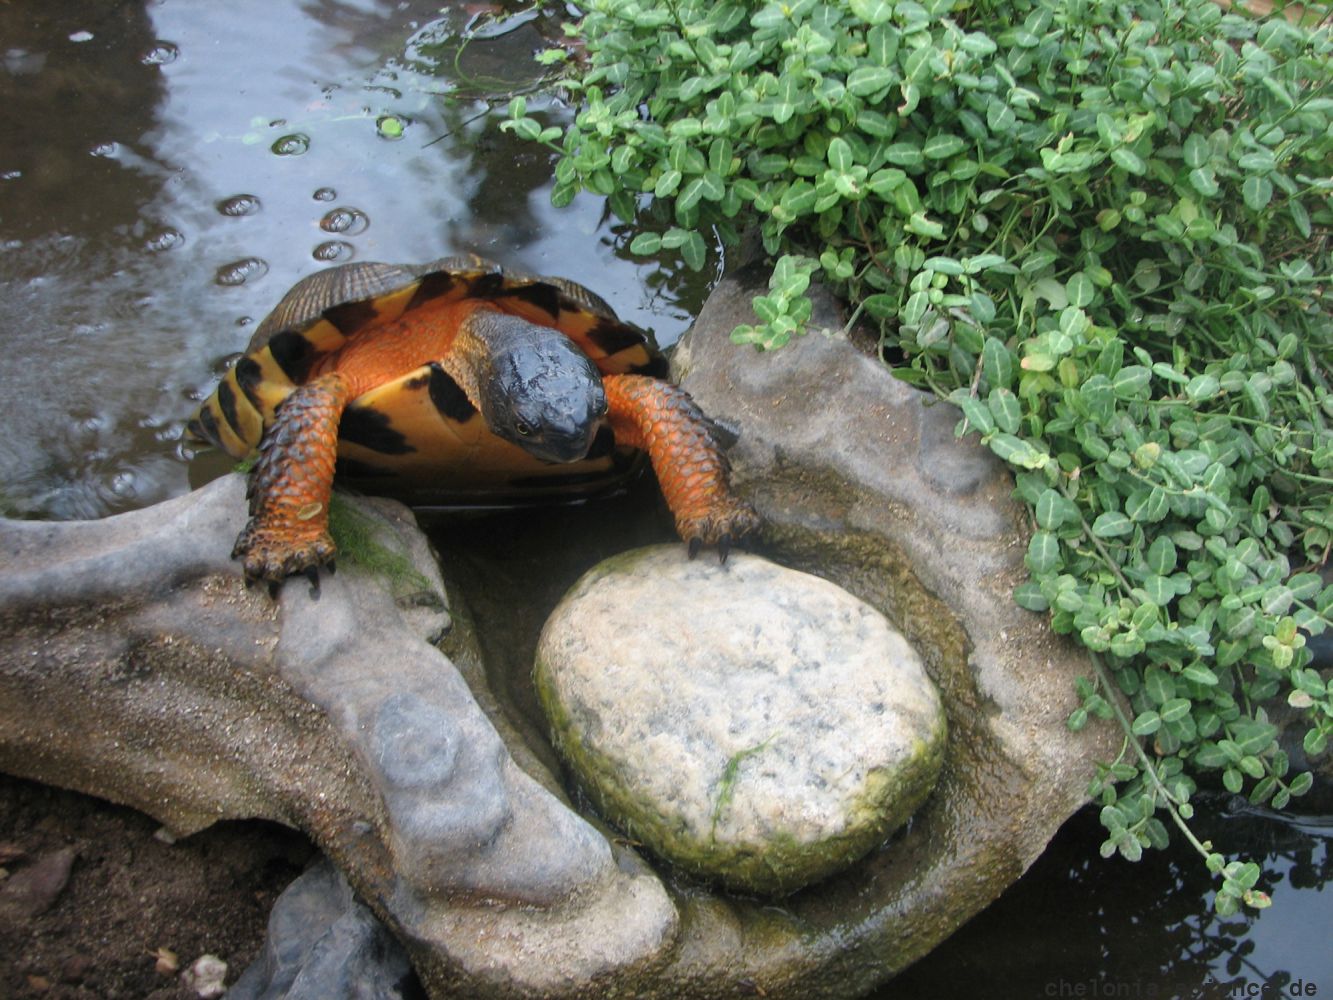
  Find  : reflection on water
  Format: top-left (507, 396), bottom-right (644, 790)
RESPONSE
top-left (885, 800), bottom-right (1332, 1000)
top-left (0, 0), bottom-right (714, 520)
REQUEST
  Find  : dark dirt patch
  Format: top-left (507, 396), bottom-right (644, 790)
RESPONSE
top-left (0, 772), bottom-right (313, 999)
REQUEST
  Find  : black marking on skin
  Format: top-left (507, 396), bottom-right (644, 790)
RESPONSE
top-left (469, 270), bottom-right (506, 299)
top-left (586, 320), bottom-right (650, 358)
top-left (338, 405), bottom-right (415, 455)
top-left (404, 271), bottom-right (457, 312)
top-left (216, 380), bottom-right (241, 435)
top-left (402, 370), bottom-right (431, 391)
top-left (234, 357), bottom-right (265, 407)
top-left (504, 282), bottom-right (562, 320)
top-left (267, 330), bottom-right (316, 382)
top-left (428, 363), bottom-right (478, 422)
top-left (323, 298), bottom-right (380, 335)
top-left (190, 406), bottom-right (221, 448)
top-left (641, 354), bottom-right (670, 379)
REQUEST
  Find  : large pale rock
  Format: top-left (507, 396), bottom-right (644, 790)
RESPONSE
top-left (536, 545), bottom-right (946, 895)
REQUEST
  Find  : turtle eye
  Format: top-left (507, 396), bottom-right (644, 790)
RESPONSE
top-left (514, 418), bottom-right (534, 438)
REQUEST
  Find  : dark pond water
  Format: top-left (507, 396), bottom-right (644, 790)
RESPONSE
top-left (1, 2), bottom-right (1328, 998)
top-left (888, 802), bottom-right (1332, 1000)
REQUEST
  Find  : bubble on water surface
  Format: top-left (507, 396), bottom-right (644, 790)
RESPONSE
top-left (270, 133), bottom-right (310, 156)
top-left (313, 187), bottom-right (337, 202)
top-left (2, 170), bottom-right (23, 181)
top-left (90, 142), bottom-right (119, 158)
top-left (215, 257), bottom-right (269, 287)
top-left (216, 194), bottom-right (261, 217)
top-left (141, 41), bottom-right (179, 66)
top-left (313, 240), bottom-right (355, 262)
top-left (144, 228), bottom-right (185, 253)
top-left (319, 207), bottom-right (369, 236)
top-left (69, 31), bottom-right (95, 43)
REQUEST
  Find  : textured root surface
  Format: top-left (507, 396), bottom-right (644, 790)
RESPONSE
top-left (236, 374), bottom-right (349, 587)
top-left (604, 374), bottom-right (760, 559)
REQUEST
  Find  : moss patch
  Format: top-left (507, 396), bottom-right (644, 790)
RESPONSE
top-left (326, 493), bottom-right (434, 598)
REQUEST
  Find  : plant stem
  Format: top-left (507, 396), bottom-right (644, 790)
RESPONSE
top-left (1088, 652), bottom-right (1215, 861)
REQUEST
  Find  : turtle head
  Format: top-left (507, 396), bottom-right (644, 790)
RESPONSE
top-left (480, 321), bottom-right (608, 464)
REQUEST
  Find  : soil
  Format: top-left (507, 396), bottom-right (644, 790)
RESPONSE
top-left (0, 772), bottom-right (314, 1000)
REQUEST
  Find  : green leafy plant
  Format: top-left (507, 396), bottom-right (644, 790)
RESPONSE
top-left (506, 0), bottom-right (1333, 912)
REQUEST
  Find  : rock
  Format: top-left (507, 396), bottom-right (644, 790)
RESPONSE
top-left (0, 476), bottom-right (677, 999)
top-left (181, 954), bottom-right (228, 999)
top-left (536, 546), bottom-right (946, 895)
top-left (0, 846), bottom-right (76, 920)
top-left (229, 858), bottom-right (417, 1000)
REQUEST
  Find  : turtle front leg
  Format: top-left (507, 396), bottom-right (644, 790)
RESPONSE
top-left (234, 372), bottom-right (350, 593)
top-left (603, 374), bottom-right (761, 561)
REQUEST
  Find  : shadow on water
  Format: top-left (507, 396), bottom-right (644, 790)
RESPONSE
top-left (1, 1), bottom-right (1329, 997)
top-left (884, 801), bottom-right (1332, 1000)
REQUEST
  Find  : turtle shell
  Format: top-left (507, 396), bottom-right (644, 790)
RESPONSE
top-left (189, 254), bottom-right (667, 503)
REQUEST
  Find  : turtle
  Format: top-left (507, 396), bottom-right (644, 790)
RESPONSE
top-left (187, 253), bottom-right (760, 590)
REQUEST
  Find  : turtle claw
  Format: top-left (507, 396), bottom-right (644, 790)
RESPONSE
top-left (232, 520), bottom-right (337, 598)
top-left (679, 499), bottom-right (761, 564)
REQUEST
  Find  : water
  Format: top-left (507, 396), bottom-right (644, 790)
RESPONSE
top-left (0, 0), bottom-right (714, 520)
top-left (0, 3), bottom-right (1328, 996)
top-left (889, 802), bottom-right (1332, 1000)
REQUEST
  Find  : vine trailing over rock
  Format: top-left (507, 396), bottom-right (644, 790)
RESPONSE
top-left (505, 0), bottom-right (1333, 911)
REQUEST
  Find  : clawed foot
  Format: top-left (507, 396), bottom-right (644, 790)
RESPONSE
top-left (232, 521), bottom-right (338, 598)
top-left (680, 499), bottom-right (762, 564)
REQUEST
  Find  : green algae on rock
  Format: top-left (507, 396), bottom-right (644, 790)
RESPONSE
top-left (535, 545), bottom-right (947, 896)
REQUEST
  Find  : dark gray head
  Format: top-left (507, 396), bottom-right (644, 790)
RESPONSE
top-left (479, 318), bottom-right (608, 464)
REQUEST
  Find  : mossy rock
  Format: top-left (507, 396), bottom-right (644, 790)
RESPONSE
top-left (535, 545), bottom-right (947, 896)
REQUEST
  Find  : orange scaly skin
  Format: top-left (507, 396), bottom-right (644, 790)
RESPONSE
top-left (235, 373), bottom-right (349, 588)
top-left (603, 374), bottom-right (760, 558)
